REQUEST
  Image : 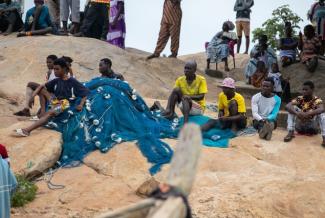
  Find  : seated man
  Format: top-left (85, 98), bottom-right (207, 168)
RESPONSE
top-left (14, 55), bottom-right (74, 118)
top-left (17, 0), bottom-right (55, 37)
top-left (298, 25), bottom-right (322, 73)
top-left (161, 60), bottom-right (207, 123)
top-left (206, 21), bottom-right (237, 72)
top-left (245, 35), bottom-right (277, 83)
top-left (284, 81), bottom-right (325, 147)
top-left (252, 77), bottom-right (281, 140)
top-left (99, 58), bottom-right (124, 80)
top-left (15, 58), bottom-right (90, 137)
top-left (278, 22), bottom-right (298, 67)
top-left (201, 77), bottom-right (247, 132)
top-left (0, 0), bottom-right (23, 35)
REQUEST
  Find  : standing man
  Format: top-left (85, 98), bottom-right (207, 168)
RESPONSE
top-left (45, 0), bottom-right (60, 28)
top-left (234, 0), bottom-right (254, 54)
top-left (308, 0), bottom-right (325, 55)
top-left (74, 0), bottom-right (109, 40)
top-left (147, 0), bottom-right (182, 59)
top-left (60, 0), bottom-right (80, 34)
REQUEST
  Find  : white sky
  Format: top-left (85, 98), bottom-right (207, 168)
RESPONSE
top-left (24, 0), bottom-right (316, 55)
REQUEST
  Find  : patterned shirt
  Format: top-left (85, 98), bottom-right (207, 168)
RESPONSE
top-left (292, 96), bottom-right (323, 113)
top-left (162, 0), bottom-right (182, 24)
top-left (301, 36), bottom-right (322, 62)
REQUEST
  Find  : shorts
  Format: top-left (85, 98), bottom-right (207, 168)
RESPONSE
top-left (178, 101), bottom-right (203, 116)
top-left (236, 21), bottom-right (250, 37)
top-left (49, 98), bottom-right (70, 115)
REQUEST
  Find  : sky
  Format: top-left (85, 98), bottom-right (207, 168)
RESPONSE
top-left (24, 0), bottom-right (316, 55)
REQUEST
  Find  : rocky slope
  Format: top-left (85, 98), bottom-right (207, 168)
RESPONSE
top-left (1, 35), bottom-right (325, 218)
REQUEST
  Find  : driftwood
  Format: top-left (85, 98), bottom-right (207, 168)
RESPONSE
top-left (96, 124), bottom-right (202, 218)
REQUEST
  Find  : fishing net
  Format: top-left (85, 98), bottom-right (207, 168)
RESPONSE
top-left (48, 77), bottom-right (178, 175)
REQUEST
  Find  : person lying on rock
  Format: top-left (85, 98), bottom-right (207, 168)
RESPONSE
top-left (0, 0), bottom-right (23, 36)
top-left (298, 25), bottom-right (322, 73)
top-left (201, 77), bottom-right (247, 132)
top-left (284, 81), bottom-right (325, 147)
top-left (252, 77), bottom-right (281, 141)
top-left (206, 21), bottom-right (237, 72)
top-left (99, 58), bottom-right (124, 81)
top-left (278, 22), bottom-right (298, 67)
top-left (244, 34), bottom-right (277, 83)
top-left (161, 60), bottom-right (208, 123)
top-left (17, 0), bottom-right (55, 37)
top-left (15, 58), bottom-right (89, 137)
top-left (14, 55), bottom-right (74, 118)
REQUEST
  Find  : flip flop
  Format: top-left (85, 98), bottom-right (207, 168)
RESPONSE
top-left (14, 129), bottom-right (29, 137)
top-left (29, 116), bottom-right (40, 121)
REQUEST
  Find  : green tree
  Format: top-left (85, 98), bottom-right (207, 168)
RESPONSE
top-left (252, 5), bottom-right (303, 51)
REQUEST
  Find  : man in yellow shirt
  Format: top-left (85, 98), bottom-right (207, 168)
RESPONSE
top-left (162, 60), bottom-right (208, 123)
top-left (201, 77), bottom-right (247, 131)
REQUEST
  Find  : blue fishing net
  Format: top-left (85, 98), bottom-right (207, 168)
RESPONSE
top-left (47, 77), bottom-right (178, 175)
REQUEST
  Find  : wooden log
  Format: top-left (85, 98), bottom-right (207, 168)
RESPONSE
top-left (95, 198), bottom-right (156, 218)
top-left (166, 123), bottom-right (202, 196)
top-left (147, 124), bottom-right (202, 218)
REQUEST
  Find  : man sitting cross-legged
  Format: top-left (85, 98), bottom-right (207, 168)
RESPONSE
top-left (161, 60), bottom-right (208, 123)
top-left (201, 77), bottom-right (247, 132)
top-left (252, 77), bottom-right (281, 141)
top-left (284, 81), bottom-right (325, 147)
top-left (15, 58), bottom-right (89, 137)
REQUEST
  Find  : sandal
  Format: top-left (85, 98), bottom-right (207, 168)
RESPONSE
top-left (14, 129), bottom-right (30, 137)
top-left (29, 116), bottom-right (40, 121)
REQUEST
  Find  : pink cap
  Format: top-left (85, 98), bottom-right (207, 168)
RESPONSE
top-left (221, 77), bottom-right (235, 89)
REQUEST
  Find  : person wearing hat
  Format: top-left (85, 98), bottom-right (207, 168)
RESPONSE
top-left (244, 34), bottom-right (277, 84)
top-left (206, 21), bottom-right (237, 72)
top-left (160, 60), bottom-right (208, 123)
top-left (17, 0), bottom-right (55, 37)
top-left (201, 77), bottom-right (247, 132)
top-left (251, 77), bottom-right (281, 141)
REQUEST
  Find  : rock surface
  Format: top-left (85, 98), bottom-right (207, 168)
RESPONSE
top-left (1, 36), bottom-right (325, 218)
top-left (0, 122), bottom-right (62, 178)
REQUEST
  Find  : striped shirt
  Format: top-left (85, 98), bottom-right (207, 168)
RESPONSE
top-left (91, 0), bottom-right (110, 3)
top-left (162, 0), bottom-right (182, 24)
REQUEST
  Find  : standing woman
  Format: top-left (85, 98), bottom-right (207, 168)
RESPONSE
top-left (107, 0), bottom-right (125, 49)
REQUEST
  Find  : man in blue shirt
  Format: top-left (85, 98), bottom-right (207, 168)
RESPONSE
top-left (17, 0), bottom-right (55, 37)
top-left (0, 0), bottom-right (23, 35)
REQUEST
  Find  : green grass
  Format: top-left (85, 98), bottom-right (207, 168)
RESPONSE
top-left (11, 175), bottom-right (38, 207)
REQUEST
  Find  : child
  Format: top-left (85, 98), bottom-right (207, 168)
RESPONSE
top-left (14, 54), bottom-right (58, 117)
top-left (15, 58), bottom-right (90, 137)
top-left (268, 63), bottom-right (291, 103)
top-left (251, 61), bottom-right (267, 88)
top-left (299, 25), bottom-right (322, 73)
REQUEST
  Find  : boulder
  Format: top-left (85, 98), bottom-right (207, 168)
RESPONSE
top-left (0, 122), bottom-right (62, 178)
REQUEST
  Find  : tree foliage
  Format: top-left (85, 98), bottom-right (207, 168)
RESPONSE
top-left (252, 5), bottom-right (303, 51)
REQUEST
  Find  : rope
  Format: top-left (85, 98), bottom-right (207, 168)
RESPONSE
top-left (34, 164), bottom-right (65, 190)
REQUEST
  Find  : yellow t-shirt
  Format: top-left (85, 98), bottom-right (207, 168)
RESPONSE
top-left (175, 75), bottom-right (208, 109)
top-left (218, 92), bottom-right (246, 117)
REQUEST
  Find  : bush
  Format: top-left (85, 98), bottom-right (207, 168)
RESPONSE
top-left (252, 5), bottom-right (303, 51)
top-left (11, 175), bottom-right (38, 207)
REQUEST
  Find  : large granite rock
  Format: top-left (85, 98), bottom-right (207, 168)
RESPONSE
top-left (0, 122), bottom-right (62, 178)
